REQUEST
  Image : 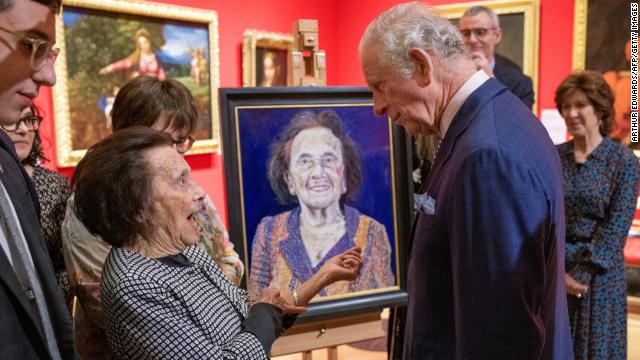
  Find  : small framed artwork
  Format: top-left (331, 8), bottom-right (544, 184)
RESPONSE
top-left (53, 0), bottom-right (220, 167)
top-left (220, 87), bottom-right (411, 320)
top-left (436, 0), bottom-right (540, 110)
top-left (242, 29), bottom-right (293, 87)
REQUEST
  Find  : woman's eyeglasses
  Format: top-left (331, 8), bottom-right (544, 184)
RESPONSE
top-left (1, 115), bottom-right (43, 132)
top-left (0, 26), bottom-right (60, 71)
top-left (173, 136), bottom-right (195, 154)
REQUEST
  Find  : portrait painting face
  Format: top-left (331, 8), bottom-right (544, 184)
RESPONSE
top-left (255, 47), bottom-right (287, 87)
top-left (286, 127), bottom-right (347, 211)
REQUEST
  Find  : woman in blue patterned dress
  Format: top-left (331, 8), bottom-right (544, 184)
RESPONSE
top-left (555, 71), bottom-right (639, 359)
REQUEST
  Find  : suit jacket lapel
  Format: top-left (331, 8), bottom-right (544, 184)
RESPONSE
top-left (0, 131), bottom-right (40, 216)
top-left (424, 78), bottom-right (507, 193)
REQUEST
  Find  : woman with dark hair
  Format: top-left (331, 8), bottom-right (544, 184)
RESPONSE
top-left (62, 75), bottom-right (243, 358)
top-left (1, 105), bottom-right (72, 307)
top-left (248, 110), bottom-right (394, 301)
top-left (73, 127), bottom-right (362, 359)
top-left (555, 71), bottom-right (639, 359)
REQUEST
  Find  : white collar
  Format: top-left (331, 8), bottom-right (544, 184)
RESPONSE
top-left (439, 70), bottom-right (489, 138)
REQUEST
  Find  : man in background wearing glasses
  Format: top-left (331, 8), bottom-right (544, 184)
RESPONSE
top-left (0, 0), bottom-right (77, 359)
top-left (458, 5), bottom-right (535, 109)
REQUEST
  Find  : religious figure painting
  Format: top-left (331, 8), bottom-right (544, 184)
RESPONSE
top-left (53, 0), bottom-right (219, 167)
top-left (220, 87), bottom-right (410, 319)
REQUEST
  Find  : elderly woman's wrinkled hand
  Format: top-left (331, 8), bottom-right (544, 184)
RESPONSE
top-left (255, 287), bottom-right (306, 314)
top-left (321, 247), bottom-right (363, 283)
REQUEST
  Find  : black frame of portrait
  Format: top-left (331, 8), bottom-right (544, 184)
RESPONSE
top-left (220, 87), bottom-right (410, 321)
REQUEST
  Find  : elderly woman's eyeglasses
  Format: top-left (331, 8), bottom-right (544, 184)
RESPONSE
top-left (1, 115), bottom-right (43, 132)
top-left (0, 26), bottom-right (60, 71)
top-left (459, 27), bottom-right (497, 39)
top-left (173, 136), bottom-right (195, 154)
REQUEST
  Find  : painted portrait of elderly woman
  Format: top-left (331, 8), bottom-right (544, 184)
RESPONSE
top-left (247, 110), bottom-right (395, 300)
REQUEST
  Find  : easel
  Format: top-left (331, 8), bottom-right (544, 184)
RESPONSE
top-left (270, 311), bottom-right (385, 360)
top-left (289, 19), bottom-right (326, 86)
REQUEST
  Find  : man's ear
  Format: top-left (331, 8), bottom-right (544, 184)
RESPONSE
top-left (409, 47), bottom-right (433, 87)
top-left (494, 27), bottom-right (503, 45)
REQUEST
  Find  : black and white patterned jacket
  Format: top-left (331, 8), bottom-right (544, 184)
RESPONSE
top-left (102, 245), bottom-right (272, 359)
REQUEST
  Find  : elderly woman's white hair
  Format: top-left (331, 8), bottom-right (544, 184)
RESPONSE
top-left (359, 2), bottom-right (468, 78)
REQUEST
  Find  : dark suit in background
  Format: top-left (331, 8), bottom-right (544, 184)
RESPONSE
top-left (403, 78), bottom-right (572, 359)
top-left (0, 131), bottom-right (76, 360)
top-left (493, 53), bottom-right (535, 109)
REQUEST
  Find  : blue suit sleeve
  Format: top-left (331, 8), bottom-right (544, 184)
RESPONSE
top-left (447, 147), bottom-right (552, 359)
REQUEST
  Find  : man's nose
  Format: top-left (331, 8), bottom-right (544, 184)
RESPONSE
top-left (33, 59), bottom-right (57, 87)
top-left (373, 92), bottom-right (388, 116)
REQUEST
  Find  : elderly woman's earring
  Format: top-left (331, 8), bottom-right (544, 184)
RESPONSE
top-left (289, 185), bottom-right (296, 195)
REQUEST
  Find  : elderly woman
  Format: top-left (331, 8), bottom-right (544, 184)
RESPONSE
top-left (555, 71), bottom-right (639, 359)
top-left (72, 127), bottom-right (362, 358)
top-left (62, 76), bottom-right (244, 358)
top-left (1, 105), bottom-right (72, 306)
top-left (249, 110), bottom-right (394, 300)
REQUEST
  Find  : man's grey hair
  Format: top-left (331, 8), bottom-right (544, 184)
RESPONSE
top-left (359, 2), bottom-right (467, 78)
top-left (461, 5), bottom-right (500, 28)
top-left (0, 0), bottom-right (61, 13)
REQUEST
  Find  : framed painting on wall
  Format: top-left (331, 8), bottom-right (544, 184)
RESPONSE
top-left (53, 0), bottom-right (220, 167)
top-left (242, 29), bottom-right (293, 87)
top-left (436, 0), bottom-right (540, 111)
top-left (220, 87), bottom-right (410, 320)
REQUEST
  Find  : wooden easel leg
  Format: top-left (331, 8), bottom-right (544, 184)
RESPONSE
top-left (302, 350), bottom-right (313, 360)
top-left (327, 346), bottom-right (338, 360)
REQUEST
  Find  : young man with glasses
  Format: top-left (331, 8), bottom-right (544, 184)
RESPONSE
top-left (458, 5), bottom-right (535, 109)
top-left (0, 0), bottom-right (78, 359)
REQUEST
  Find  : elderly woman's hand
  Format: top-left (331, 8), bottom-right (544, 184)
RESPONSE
top-left (320, 247), bottom-right (363, 284)
top-left (255, 287), bottom-right (306, 314)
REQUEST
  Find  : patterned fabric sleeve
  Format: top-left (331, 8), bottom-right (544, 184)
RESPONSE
top-left (354, 218), bottom-right (395, 290)
top-left (106, 277), bottom-right (268, 360)
top-left (568, 148), bottom-right (639, 274)
top-left (198, 195), bottom-right (244, 286)
top-left (248, 217), bottom-right (274, 301)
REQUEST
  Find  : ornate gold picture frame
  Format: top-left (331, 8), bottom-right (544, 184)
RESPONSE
top-left (54, 0), bottom-right (220, 167)
top-left (572, 0), bottom-right (629, 72)
top-left (242, 29), bottom-right (293, 87)
top-left (436, 0), bottom-right (540, 111)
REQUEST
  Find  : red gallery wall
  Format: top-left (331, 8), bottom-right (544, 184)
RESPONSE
top-left (35, 0), bottom-right (576, 226)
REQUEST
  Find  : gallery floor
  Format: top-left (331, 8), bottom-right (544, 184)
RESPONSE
top-left (274, 313), bottom-right (640, 360)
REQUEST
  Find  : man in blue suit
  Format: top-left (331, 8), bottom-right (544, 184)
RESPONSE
top-left (360, 3), bottom-right (572, 359)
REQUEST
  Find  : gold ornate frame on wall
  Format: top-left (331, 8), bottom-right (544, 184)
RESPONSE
top-left (572, 0), bottom-right (629, 72)
top-left (54, 0), bottom-right (220, 167)
top-left (242, 29), bottom-right (293, 87)
top-left (436, 0), bottom-right (540, 113)
top-left (571, 0), bottom-right (588, 70)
